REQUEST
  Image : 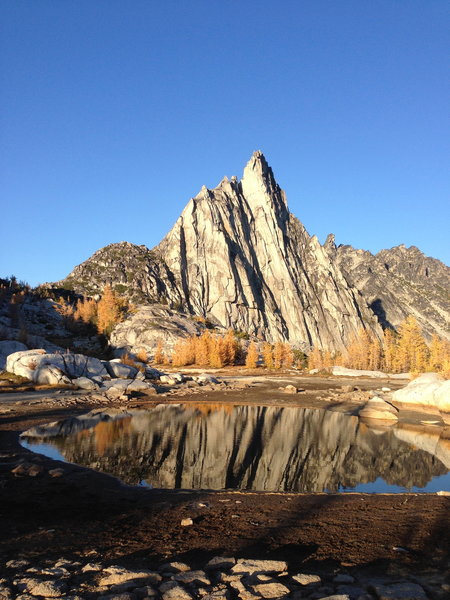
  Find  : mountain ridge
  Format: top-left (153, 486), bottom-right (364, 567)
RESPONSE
top-left (60, 152), bottom-right (450, 350)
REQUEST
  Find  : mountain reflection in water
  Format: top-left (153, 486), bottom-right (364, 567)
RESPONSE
top-left (21, 404), bottom-right (450, 492)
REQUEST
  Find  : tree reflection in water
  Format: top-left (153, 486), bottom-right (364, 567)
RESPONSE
top-left (21, 404), bottom-right (450, 493)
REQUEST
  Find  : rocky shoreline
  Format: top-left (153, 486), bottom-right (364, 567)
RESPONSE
top-left (2, 553), bottom-right (449, 600)
top-left (1, 378), bottom-right (450, 599)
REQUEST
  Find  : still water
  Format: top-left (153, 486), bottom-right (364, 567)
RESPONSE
top-left (21, 404), bottom-right (450, 493)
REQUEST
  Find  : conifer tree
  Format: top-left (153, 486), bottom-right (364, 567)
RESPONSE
top-left (97, 284), bottom-right (121, 335)
top-left (395, 316), bottom-right (429, 373)
top-left (262, 342), bottom-right (274, 368)
top-left (154, 339), bottom-right (165, 364)
top-left (273, 341), bottom-right (284, 369)
top-left (282, 343), bottom-right (294, 368)
top-left (245, 342), bottom-right (259, 368)
top-left (209, 336), bottom-right (225, 368)
top-left (223, 329), bottom-right (238, 365)
top-left (308, 347), bottom-right (323, 370)
top-left (74, 297), bottom-right (97, 324)
top-left (382, 329), bottom-right (397, 372)
top-left (195, 331), bottom-right (212, 366)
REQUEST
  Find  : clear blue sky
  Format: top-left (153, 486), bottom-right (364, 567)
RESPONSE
top-left (1, 1), bottom-right (449, 286)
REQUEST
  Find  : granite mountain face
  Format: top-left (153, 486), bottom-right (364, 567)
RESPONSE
top-left (61, 152), bottom-right (450, 351)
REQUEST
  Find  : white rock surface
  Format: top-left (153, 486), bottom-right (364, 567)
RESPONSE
top-left (6, 349), bottom-right (108, 381)
top-left (359, 397), bottom-right (398, 421)
top-left (331, 366), bottom-right (409, 379)
top-left (392, 373), bottom-right (450, 412)
top-left (33, 364), bottom-right (71, 386)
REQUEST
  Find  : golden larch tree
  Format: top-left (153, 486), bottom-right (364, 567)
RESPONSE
top-left (154, 339), bottom-right (165, 364)
top-left (245, 342), bottom-right (259, 368)
top-left (394, 316), bottom-right (429, 373)
top-left (96, 285), bottom-right (121, 335)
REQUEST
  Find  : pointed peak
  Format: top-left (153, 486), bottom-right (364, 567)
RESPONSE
top-left (242, 150), bottom-right (275, 187)
top-left (246, 150), bottom-right (269, 170)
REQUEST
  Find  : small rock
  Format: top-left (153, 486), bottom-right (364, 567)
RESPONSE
top-left (159, 562), bottom-right (191, 574)
top-left (0, 586), bottom-right (13, 600)
top-left (340, 385), bottom-right (353, 393)
top-left (81, 562), bottom-right (103, 572)
top-left (6, 559), bottom-right (30, 569)
top-left (173, 570), bottom-right (210, 585)
top-left (38, 566), bottom-right (70, 577)
top-left (252, 582), bottom-right (291, 598)
top-left (291, 573), bottom-right (322, 586)
top-left (283, 384), bottom-right (298, 394)
top-left (27, 464), bottom-right (44, 477)
top-left (29, 580), bottom-right (68, 597)
top-left (202, 591), bottom-right (230, 600)
top-left (99, 567), bottom-right (160, 586)
top-left (48, 468), bottom-right (65, 478)
top-left (181, 518), bottom-right (194, 527)
top-left (229, 579), bottom-right (260, 600)
top-left (370, 582), bottom-right (428, 600)
top-left (231, 559), bottom-right (288, 575)
top-left (11, 464), bottom-right (28, 476)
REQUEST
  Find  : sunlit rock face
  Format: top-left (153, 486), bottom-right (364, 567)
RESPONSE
top-left (155, 152), bottom-right (380, 352)
top-left (62, 152), bottom-right (382, 352)
top-left (22, 405), bottom-right (449, 492)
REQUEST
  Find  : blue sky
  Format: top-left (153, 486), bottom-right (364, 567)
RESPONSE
top-left (1, 1), bottom-right (449, 286)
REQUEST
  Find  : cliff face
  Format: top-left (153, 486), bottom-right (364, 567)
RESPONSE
top-left (154, 152), bottom-right (379, 351)
top-left (60, 151), bottom-right (449, 350)
top-left (331, 242), bottom-right (450, 340)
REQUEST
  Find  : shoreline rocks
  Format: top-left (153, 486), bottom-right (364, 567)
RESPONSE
top-left (0, 554), bottom-right (444, 600)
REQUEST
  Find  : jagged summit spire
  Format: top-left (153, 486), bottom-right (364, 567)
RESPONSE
top-left (243, 150), bottom-right (271, 181)
top-left (240, 150), bottom-right (285, 211)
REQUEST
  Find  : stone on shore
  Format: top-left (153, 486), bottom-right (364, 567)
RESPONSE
top-left (230, 559), bottom-right (288, 575)
top-left (392, 373), bottom-right (450, 412)
top-left (359, 397), bottom-right (398, 421)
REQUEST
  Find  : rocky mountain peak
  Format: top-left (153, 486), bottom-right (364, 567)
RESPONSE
top-left (58, 152), bottom-right (450, 350)
top-left (240, 151), bottom-right (286, 212)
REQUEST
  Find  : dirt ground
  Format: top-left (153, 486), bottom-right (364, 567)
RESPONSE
top-left (1, 374), bottom-right (449, 580)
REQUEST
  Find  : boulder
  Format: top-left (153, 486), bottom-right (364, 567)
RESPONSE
top-left (73, 377), bottom-right (99, 391)
top-left (359, 397), bottom-right (398, 421)
top-left (392, 373), bottom-right (449, 411)
top-left (434, 380), bottom-right (450, 412)
top-left (6, 349), bottom-right (46, 375)
top-left (127, 380), bottom-right (154, 393)
top-left (160, 375), bottom-right (178, 385)
top-left (0, 340), bottom-right (28, 370)
top-left (145, 366), bottom-right (164, 379)
top-left (5, 349), bottom-right (108, 382)
top-left (33, 365), bottom-right (71, 386)
top-left (194, 374), bottom-right (219, 385)
top-left (105, 361), bottom-right (139, 380)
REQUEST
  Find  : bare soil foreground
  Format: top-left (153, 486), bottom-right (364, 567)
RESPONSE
top-left (1, 374), bottom-right (449, 593)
